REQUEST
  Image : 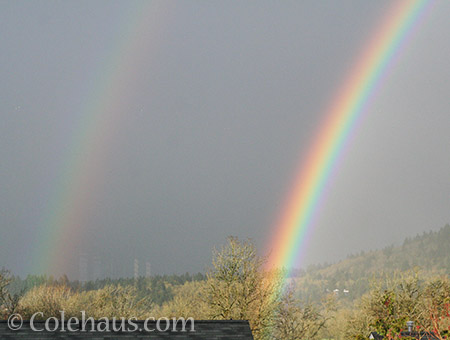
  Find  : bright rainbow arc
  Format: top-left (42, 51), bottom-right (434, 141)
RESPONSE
top-left (31, 1), bottom-right (432, 278)
top-left (266, 0), bottom-right (432, 273)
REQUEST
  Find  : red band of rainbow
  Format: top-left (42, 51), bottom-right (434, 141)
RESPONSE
top-left (266, 0), bottom-right (432, 274)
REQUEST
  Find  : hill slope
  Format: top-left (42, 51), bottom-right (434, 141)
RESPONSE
top-left (293, 224), bottom-right (450, 302)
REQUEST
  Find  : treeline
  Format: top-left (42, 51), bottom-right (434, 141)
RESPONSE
top-left (0, 238), bottom-right (328, 340)
top-left (7, 272), bottom-right (206, 306)
top-left (1, 225), bottom-right (449, 340)
top-left (321, 272), bottom-right (450, 340)
top-left (293, 224), bottom-right (450, 303)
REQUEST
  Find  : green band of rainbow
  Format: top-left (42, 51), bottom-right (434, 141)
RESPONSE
top-left (266, 0), bottom-right (432, 274)
top-left (31, 2), bottom-right (171, 276)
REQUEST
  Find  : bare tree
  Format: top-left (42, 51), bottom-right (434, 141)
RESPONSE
top-left (205, 236), bottom-right (283, 340)
top-left (0, 269), bottom-right (22, 318)
top-left (273, 287), bottom-right (331, 340)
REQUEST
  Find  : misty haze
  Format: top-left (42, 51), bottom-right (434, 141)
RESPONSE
top-left (0, 1), bottom-right (449, 339)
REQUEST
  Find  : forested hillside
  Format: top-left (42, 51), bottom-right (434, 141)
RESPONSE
top-left (8, 225), bottom-right (449, 306)
top-left (7, 272), bottom-right (206, 307)
top-left (2, 228), bottom-right (449, 340)
top-left (293, 224), bottom-right (450, 303)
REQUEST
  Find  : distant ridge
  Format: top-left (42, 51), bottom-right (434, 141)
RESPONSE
top-left (293, 224), bottom-right (450, 302)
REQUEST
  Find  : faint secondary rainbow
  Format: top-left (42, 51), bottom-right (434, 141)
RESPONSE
top-left (266, 0), bottom-right (432, 273)
top-left (30, 2), bottom-right (171, 276)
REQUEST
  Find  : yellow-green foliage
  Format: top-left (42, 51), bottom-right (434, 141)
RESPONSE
top-left (156, 281), bottom-right (210, 319)
top-left (272, 288), bottom-right (332, 340)
top-left (80, 285), bottom-right (152, 319)
top-left (19, 284), bottom-right (152, 319)
top-left (294, 225), bottom-right (450, 304)
top-left (8, 233), bottom-right (449, 340)
top-left (19, 285), bottom-right (75, 319)
top-left (342, 272), bottom-right (450, 340)
top-left (205, 237), bottom-right (285, 340)
top-left (419, 277), bottom-right (450, 337)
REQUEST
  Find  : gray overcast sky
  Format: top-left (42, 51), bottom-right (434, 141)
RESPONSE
top-left (1, 1), bottom-right (449, 279)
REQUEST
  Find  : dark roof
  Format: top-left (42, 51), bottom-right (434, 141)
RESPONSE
top-left (0, 320), bottom-right (254, 339)
top-left (369, 331), bottom-right (440, 340)
top-left (398, 331), bottom-right (441, 340)
top-left (369, 331), bottom-right (384, 340)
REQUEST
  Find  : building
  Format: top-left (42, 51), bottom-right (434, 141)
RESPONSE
top-left (369, 331), bottom-right (440, 340)
top-left (0, 320), bottom-right (254, 339)
top-left (369, 322), bottom-right (441, 340)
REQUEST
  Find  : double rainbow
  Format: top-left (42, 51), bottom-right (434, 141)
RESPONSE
top-left (31, 1), bottom-right (432, 278)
